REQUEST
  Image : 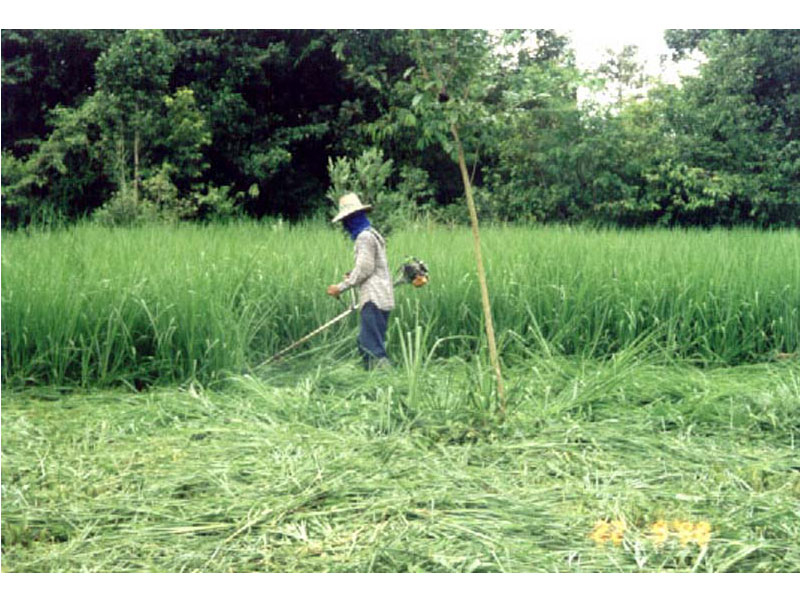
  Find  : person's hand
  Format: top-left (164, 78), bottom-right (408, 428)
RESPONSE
top-left (327, 284), bottom-right (341, 298)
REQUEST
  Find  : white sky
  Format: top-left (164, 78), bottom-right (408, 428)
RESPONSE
top-left (567, 27), bottom-right (695, 80)
top-left (5, 1), bottom-right (797, 30)
top-left (564, 26), bottom-right (708, 104)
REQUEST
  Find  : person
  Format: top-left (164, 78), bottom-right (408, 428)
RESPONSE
top-left (327, 193), bottom-right (394, 369)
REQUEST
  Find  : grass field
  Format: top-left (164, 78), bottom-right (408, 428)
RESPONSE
top-left (2, 222), bottom-right (799, 572)
top-left (2, 222), bottom-right (798, 387)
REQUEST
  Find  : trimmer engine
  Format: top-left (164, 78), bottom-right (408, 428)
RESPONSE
top-left (396, 257), bottom-right (429, 288)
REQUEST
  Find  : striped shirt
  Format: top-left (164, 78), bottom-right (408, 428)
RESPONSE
top-left (337, 228), bottom-right (395, 311)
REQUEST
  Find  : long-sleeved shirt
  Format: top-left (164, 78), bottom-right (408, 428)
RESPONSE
top-left (336, 228), bottom-right (395, 311)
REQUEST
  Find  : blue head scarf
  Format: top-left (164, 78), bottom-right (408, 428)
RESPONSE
top-left (342, 211), bottom-right (371, 241)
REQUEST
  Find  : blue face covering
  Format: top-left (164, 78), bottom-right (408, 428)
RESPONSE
top-left (343, 211), bottom-right (371, 240)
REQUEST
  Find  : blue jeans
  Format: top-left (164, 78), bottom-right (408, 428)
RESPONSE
top-left (358, 302), bottom-right (390, 369)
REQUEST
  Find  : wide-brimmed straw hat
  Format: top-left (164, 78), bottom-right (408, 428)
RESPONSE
top-left (331, 193), bottom-right (372, 223)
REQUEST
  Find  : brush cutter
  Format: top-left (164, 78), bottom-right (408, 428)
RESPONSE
top-left (259, 258), bottom-right (429, 366)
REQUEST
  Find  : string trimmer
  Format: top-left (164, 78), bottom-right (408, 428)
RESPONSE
top-left (257, 257), bottom-right (429, 366)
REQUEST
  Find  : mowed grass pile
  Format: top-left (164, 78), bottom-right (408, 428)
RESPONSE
top-left (2, 358), bottom-right (799, 572)
top-left (2, 222), bottom-right (798, 387)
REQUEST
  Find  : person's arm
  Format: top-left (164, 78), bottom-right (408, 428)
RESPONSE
top-left (337, 233), bottom-right (376, 293)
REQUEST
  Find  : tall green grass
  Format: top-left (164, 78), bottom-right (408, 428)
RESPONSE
top-left (2, 221), bottom-right (798, 387)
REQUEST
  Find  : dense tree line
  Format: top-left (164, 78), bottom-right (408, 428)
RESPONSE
top-left (2, 29), bottom-right (798, 228)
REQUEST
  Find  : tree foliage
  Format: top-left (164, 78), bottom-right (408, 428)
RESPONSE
top-left (2, 28), bottom-right (798, 228)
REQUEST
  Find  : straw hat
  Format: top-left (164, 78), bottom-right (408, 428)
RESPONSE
top-left (331, 193), bottom-right (372, 223)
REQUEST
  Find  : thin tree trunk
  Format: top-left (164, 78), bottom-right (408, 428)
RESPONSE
top-left (450, 122), bottom-right (505, 412)
top-left (133, 128), bottom-right (140, 205)
top-left (116, 135), bottom-right (127, 193)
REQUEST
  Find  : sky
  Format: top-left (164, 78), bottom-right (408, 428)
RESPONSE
top-left (564, 26), bottom-right (707, 104)
top-left (567, 26), bottom-right (702, 83)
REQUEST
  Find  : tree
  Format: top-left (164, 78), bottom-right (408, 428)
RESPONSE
top-left (168, 30), bottom-right (356, 219)
top-left (94, 30), bottom-right (176, 204)
top-left (663, 29), bottom-right (800, 225)
top-left (391, 30), bottom-right (510, 408)
top-left (480, 37), bottom-right (584, 222)
top-left (1, 30), bottom-right (121, 155)
top-left (162, 88), bottom-right (212, 191)
top-left (597, 45), bottom-right (649, 108)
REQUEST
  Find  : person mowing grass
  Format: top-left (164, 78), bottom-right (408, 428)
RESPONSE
top-left (327, 193), bottom-right (395, 369)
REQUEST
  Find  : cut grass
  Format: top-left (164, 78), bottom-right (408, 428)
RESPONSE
top-left (3, 357), bottom-right (798, 572)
